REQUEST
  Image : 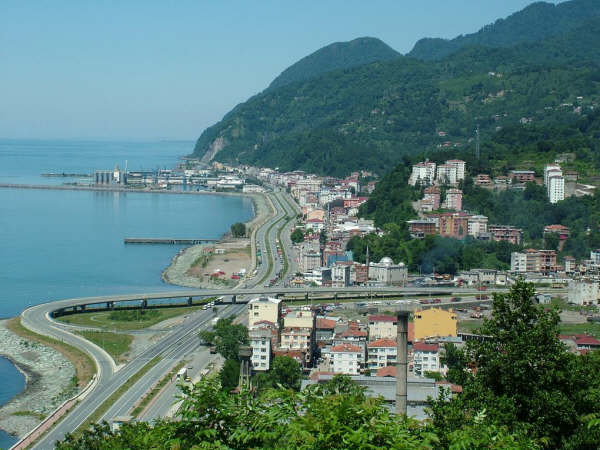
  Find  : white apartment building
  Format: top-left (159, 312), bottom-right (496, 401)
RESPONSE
top-left (412, 343), bottom-right (441, 376)
top-left (510, 252), bottom-right (528, 273)
top-left (591, 250), bottom-right (600, 265)
top-left (568, 279), bottom-right (600, 306)
top-left (332, 263), bottom-right (351, 287)
top-left (446, 159), bottom-right (466, 181)
top-left (247, 297), bottom-right (281, 328)
top-left (331, 343), bottom-right (363, 375)
top-left (548, 175), bottom-right (565, 204)
top-left (299, 246), bottom-right (321, 272)
top-left (436, 164), bottom-right (458, 185)
top-left (544, 164), bottom-right (562, 186)
top-left (249, 326), bottom-right (273, 372)
top-left (409, 162), bottom-right (436, 186)
top-left (283, 309), bottom-right (315, 329)
top-left (367, 339), bottom-right (397, 370)
top-left (467, 215), bottom-right (488, 237)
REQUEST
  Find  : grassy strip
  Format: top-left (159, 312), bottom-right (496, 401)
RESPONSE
top-left (559, 322), bottom-right (600, 339)
top-left (56, 305), bottom-right (206, 331)
top-left (257, 216), bottom-right (283, 286)
top-left (273, 195), bottom-right (294, 281)
top-left (131, 360), bottom-right (187, 418)
top-left (72, 356), bottom-right (161, 438)
top-left (11, 410), bottom-right (47, 420)
top-left (75, 331), bottom-right (133, 363)
top-left (6, 318), bottom-right (95, 387)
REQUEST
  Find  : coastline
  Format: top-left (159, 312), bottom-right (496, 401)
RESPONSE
top-left (162, 192), bottom-right (271, 289)
top-left (0, 320), bottom-right (77, 439)
top-left (0, 188), bottom-right (265, 441)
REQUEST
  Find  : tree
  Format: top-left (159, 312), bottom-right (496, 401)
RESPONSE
top-left (230, 222), bottom-right (246, 238)
top-left (291, 228), bottom-right (304, 244)
top-left (269, 356), bottom-right (302, 390)
top-left (199, 317), bottom-right (248, 362)
top-left (219, 358), bottom-right (240, 392)
top-left (198, 330), bottom-right (216, 345)
top-left (319, 230), bottom-right (327, 246)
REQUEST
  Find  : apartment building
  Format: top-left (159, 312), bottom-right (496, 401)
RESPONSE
top-left (442, 188), bottom-right (463, 211)
top-left (488, 225), bottom-right (523, 245)
top-left (331, 343), bottom-right (364, 375)
top-left (413, 308), bottom-right (457, 341)
top-left (510, 249), bottom-right (557, 274)
top-left (436, 164), bottom-right (458, 185)
top-left (368, 315), bottom-right (398, 341)
top-left (412, 343), bottom-right (441, 376)
top-left (445, 159), bottom-right (466, 181)
top-left (467, 215), bottom-right (488, 237)
top-left (367, 339), bottom-right (397, 370)
top-left (247, 296), bottom-right (281, 328)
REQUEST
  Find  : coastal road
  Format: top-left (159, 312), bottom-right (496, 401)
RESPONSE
top-left (20, 190), bottom-right (289, 449)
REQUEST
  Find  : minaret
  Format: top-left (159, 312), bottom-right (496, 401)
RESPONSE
top-left (366, 245), bottom-right (370, 284)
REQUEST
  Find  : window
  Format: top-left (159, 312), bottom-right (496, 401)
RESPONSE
top-left (261, 356), bottom-right (266, 360)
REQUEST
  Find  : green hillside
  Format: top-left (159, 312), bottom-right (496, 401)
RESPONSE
top-left (268, 37), bottom-right (400, 90)
top-left (193, 2), bottom-right (600, 176)
top-left (408, 0), bottom-right (600, 61)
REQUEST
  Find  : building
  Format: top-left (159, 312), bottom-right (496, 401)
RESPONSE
top-left (511, 249), bottom-right (557, 274)
top-left (544, 164), bottom-right (562, 186)
top-left (368, 315), bottom-right (397, 341)
top-left (368, 257), bottom-right (408, 286)
top-left (247, 297), bottom-right (281, 328)
top-left (367, 339), bottom-right (397, 370)
top-left (412, 343), bottom-right (441, 376)
top-left (316, 318), bottom-right (337, 342)
top-left (568, 279), bottom-right (600, 305)
top-left (423, 186), bottom-right (441, 210)
top-left (304, 267), bottom-right (332, 286)
top-left (475, 174), bottom-right (491, 186)
top-left (445, 160), bottom-right (466, 181)
top-left (299, 246), bottom-right (321, 272)
top-left (591, 250), bottom-right (600, 266)
top-left (543, 224), bottom-right (570, 240)
top-left (284, 309), bottom-right (315, 329)
top-left (407, 219), bottom-right (438, 239)
top-left (331, 263), bottom-right (351, 287)
top-left (548, 175), bottom-right (565, 204)
top-left (331, 343), bottom-right (364, 375)
top-left (564, 256), bottom-right (576, 273)
top-left (409, 161), bottom-right (436, 186)
top-left (435, 213), bottom-right (469, 239)
top-left (509, 170), bottom-right (536, 183)
top-left (442, 188), bottom-right (463, 211)
top-left (436, 164), bottom-right (458, 185)
top-left (467, 215), bottom-right (488, 237)
top-left (249, 322), bottom-right (277, 372)
top-left (511, 252), bottom-right (528, 273)
top-left (413, 308), bottom-right (457, 341)
top-left (488, 225), bottom-right (523, 245)
top-left (95, 164), bottom-right (127, 185)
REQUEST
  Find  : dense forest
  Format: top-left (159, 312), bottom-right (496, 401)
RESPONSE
top-left (193, 0), bottom-right (600, 176)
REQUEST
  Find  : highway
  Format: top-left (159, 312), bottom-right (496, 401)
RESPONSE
top-left (20, 189), bottom-right (290, 449)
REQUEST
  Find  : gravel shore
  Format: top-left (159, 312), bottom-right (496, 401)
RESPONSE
top-left (162, 193), bottom-right (271, 289)
top-left (0, 320), bottom-right (77, 439)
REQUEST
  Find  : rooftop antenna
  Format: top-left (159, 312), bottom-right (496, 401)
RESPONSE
top-left (475, 124), bottom-right (480, 160)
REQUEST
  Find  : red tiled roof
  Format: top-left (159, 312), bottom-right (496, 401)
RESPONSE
top-left (368, 338), bottom-right (397, 348)
top-left (342, 328), bottom-right (368, 337)
top-left (317, 318), bottom-right (337, 330)
top-left (331, 343), bottom-right (362, 353)
top-left (376, 366), bottom-right (397, 377)
top-left (575, 336), bottom-right (600, 346)
top-left (436, 381), bottom-right (463, 393)
top-left (309, 371), bottom-right (336, 381)
top-left (368, 315), bottom-right (397, 323)
top-left (413, 342), bottom-right (439, 352)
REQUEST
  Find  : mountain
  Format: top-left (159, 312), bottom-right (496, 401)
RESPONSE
top-left (192, 1), bottom-right (600, 176)
top-left (408, 0), bottom-right (600, 61)
top-left (268, 37), bottom-right (401, 90)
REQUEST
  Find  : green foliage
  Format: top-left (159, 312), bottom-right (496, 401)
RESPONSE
top-left (409, 0), bottom-right (600, 60)
top-left (194, 7), bottom-right (600, 176)
top-left (203, 317), bottom-right (248, 362)
top-left (56, 374), bottom-right (539, 449)
top-left (254, 356), bottom-right (302, 391)
top-left (430, 280), bottom-right (600, 448)
top-left (219, 358), bottom-right (240, 392)
top-left (268, 36), bottom-right (400, 90)
top-left (290, 228), bottom-right (304, 244)
top-left (230, 222), bottom-right (246, 238)
top-left (107, 309), bottom-right (159, 322)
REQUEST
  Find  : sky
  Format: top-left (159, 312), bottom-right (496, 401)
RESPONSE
top-left (0, 0), bottom-right (558, 141)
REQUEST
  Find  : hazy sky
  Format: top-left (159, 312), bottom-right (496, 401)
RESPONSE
top-left (1, 0), bottom-right (556, 140)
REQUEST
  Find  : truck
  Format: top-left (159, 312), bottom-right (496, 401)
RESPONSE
top-left (176, 367), bottom-right (188, 381)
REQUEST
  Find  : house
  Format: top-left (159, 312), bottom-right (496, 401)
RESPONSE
top-left (316, 318), bottom-right (337, 342)
top-left (412, 342), bottom-right (441, 376)
top-left (331, 343), bottom-right (364, 375)
top-left (247, 297), bottom-right (281, 328)
top-left (367, 339), bottom-right (397, 370)
top-left (368, 315), bottom-right (397, 341)
top-left (488, 225), bottom-right (523, 245)
top-left (413, 308), bottom-right (457, 341)
top-left (249, 321), bottom-right (278, 372)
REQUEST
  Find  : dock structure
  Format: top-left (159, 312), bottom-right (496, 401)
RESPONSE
top-left (124, 237), bottom-right (219, 245)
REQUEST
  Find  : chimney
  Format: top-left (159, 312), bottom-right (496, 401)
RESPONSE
top-left (396, 311), bottom-right (409, 415)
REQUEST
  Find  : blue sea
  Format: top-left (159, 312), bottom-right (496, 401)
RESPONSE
top-left (0, 139), bottom-right (253, 447)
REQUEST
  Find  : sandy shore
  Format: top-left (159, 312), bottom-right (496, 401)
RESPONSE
top-left (0, 320), bottom-right (77, 439)
top-left (162, 193), bottom-right (272, 289)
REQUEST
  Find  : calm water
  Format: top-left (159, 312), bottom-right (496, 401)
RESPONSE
top-left (0, 357), bottom-right (26, 448)
top-left (0, 140), bottom-right (253, 447)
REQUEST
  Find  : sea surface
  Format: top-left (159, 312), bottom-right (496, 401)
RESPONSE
top-left (0, 139), bottom-right (253, 447)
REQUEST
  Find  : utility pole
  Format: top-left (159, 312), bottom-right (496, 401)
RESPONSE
top-left (475, 125), bottom-right (480, 160)
top-left (396, 311), bottom-right (409, 415)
